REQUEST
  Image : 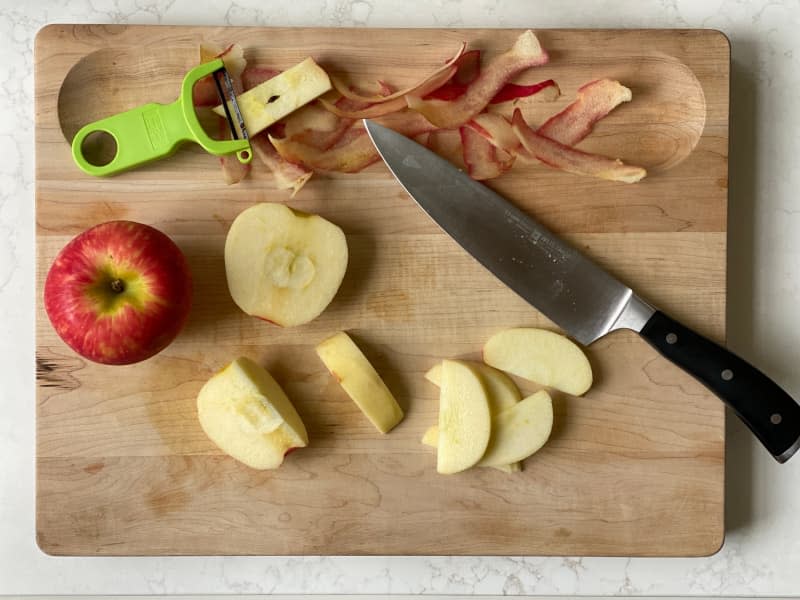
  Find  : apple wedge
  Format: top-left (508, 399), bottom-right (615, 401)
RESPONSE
top-left (478, 390), bottom-right (553, 467)
top-left (225, 203), bottom-right (348, 327)
top-left (483, 328), bottom-right (592, 396)
top-left (437, 360), bottom-right (492, 474)
top-left (424, 362), bottom-right (521, 473)
top-left (197, 357), bottom-right (308, 470)
top-left (316, 332), bottom-right (404, 433)
top-left (421, 424), bottom-right (439, 447)
top-left (425, 361), bottom-right (520, 413)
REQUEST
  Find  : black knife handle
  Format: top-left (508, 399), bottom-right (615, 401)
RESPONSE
top-left (640, 310), bottom-right (800, 462)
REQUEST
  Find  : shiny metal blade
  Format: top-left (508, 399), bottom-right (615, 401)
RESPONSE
top-left (364, 120), bottom-right (655, 345)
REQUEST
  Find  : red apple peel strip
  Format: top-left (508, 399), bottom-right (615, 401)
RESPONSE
top-left (490, 79), bottom-right (560, 104)
top-left (330, 41), bottom-right (467, 103)
top-left (537, 79), bottom-right (633, 146)
top-left (269, 126), bottom-right (380, 173)
top-left (460, 126), bottom-right (515, 180)
top-left (423, 50), bottom-right (482, 100)
top-left (406, 30), bottom-right (549, 129)
top-left (250, 134), bottom-right (313, 197)
top-left (467, 113), bottom-right (522, 154)
top-left (510, 109), bottom-right (646, 183)
top-left (319, 65), bottom-right (458, 119)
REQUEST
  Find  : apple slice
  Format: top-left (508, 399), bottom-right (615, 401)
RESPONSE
top-left (511, 109), bottom-right (647, 183)
top-left (225, 203), bottom-right (348, 326)
top-left (425, 361), bottom-right (520, 472)
top-left (315, 332), bottom-right (404, 433)
top-left (421, 425), bottom-right (439, 447)
top-left (483, 328), bottom-right (592, 396)
top-left (197, 356), bottom-right (308, 470)
top-left (425, 361), bottom-right (520, 413)
top-left (406, 30), bottom-right (549, 129)
top-left (477, 390), bottom-right (553, 467)
top-left (437, 360), bottom-right (492, 474)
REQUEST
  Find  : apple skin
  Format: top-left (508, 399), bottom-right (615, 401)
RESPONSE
top-left (44, 220), bottom-right (192, 365)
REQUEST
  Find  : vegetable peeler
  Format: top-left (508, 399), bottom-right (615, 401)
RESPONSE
top-left (71, 58), bottom-right (252, 176)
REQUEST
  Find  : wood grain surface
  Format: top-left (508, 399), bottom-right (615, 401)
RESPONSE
top-left (34, 25), bottom-right (730, 556)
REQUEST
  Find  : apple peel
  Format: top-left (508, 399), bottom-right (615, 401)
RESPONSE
top-left (423, 49), bottom-right (481, 101)
top-left (460, 126), bottom-right (514, 180)
top-left (320, 64), bottom-right (457, 119)
top-left (193, 43), bottom-right (247, 107)
top-left (270, 125), bottom-right (379, 173)
top-left (537, 78), bottom-right (633, 146)
top-left (466, 113), bottom-right (522, 154)
top-left (490, 79), bottom-right (560, 104)
top-left (511, 109), bottom-right (646, 183)
top-left (406, 30), bottom-right (549, 129)
top-left (250, 134), bottom-right (312, 197)
top-left (330, 41), bottom-right (467, 104)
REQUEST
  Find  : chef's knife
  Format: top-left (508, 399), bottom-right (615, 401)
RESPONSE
top-left (364, 119), bottom-right (800, 463)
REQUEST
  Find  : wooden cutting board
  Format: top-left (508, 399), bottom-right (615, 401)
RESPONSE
top-left (34, 25), bottom-right (729, 557)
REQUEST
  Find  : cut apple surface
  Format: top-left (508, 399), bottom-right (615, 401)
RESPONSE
top-left (478, 390), bottom-right (553, 467)
top-left (483, 328), bottom-right (593, 396)
top-left (437, 360), bottom-right (492, 474)
top-left (425, 361), bottom-right (520, 413)
top-left (421, 424), bottom-right (439, 447)
top-left (213, 57), bottom-right (332, 137)
top-left (224, 203), bottom-right (348, 327)
top-left (425, 361), bottom-right (521, 473)
top-left (197, 356), bottom-right (308, 470)
top-left (316, 332), bottom-right (404, 433)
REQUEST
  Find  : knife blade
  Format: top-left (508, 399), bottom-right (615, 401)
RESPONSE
top-left (364, 119), bottom-right (800, 463)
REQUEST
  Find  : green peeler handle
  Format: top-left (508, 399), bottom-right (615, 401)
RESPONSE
top-left (71, 58), bottom-right (252, 177)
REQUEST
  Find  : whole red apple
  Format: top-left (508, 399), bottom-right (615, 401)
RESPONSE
top-left (44, 220), bottom-right (192, 365)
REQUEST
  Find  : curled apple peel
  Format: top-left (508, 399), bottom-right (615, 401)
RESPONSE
top-left (250, 134), bottom-right (312, 197)
top-left (270, 125), bottom-right (380, 173)
top-left (406, 30), bottom-right (549, 129)
top-left (537, 78), bottom-right (633, 146)
top-left (511, 108), bottom-right (647, 183)
top-left (330, 41), bottom-right (467, 104)
top-left (460, 126), bottom-right (515, 180)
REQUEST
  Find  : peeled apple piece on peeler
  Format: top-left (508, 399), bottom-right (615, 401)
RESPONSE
top-left (213, 58), bottom-right (332, 137)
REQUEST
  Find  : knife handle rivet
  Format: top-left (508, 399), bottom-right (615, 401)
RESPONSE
top-left (666, 333), bottom-right (678, 344)
top-left (771, 413), bottom-right (783, 425)
top-left (721, 369), bottom-right (734, 381)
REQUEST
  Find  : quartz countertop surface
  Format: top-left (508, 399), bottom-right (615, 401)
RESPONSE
top-left (2, 0), bottom-right (800, 595)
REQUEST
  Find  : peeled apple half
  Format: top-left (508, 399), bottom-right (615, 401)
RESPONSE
top-left (225, 203), bottom-right (348, 327)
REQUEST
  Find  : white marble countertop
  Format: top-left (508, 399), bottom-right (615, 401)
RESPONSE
top-left (2, 0), bottom-right (800, 595)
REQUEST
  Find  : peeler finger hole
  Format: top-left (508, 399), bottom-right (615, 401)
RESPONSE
top-left (80, 130), bottom-right (118, 167)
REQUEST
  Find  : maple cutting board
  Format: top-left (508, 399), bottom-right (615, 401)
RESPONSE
top-left (34, 25), bottom-right (729, 557)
